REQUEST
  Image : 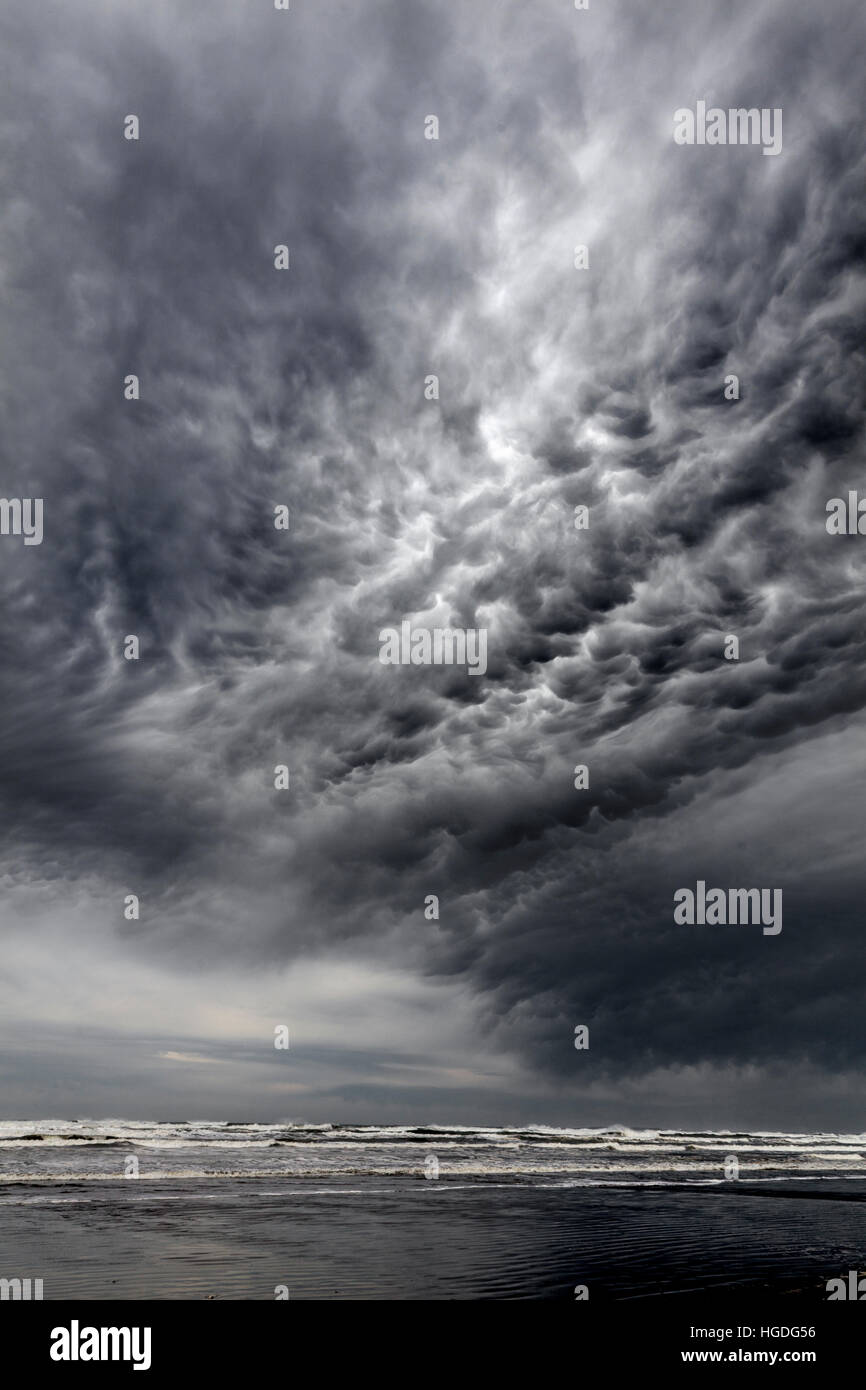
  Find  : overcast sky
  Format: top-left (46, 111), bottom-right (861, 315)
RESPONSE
top-left (0, 0), bottom-right (864, 1128)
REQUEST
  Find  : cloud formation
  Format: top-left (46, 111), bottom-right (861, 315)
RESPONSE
top-left (0, 0), bottom-right (864, 1124)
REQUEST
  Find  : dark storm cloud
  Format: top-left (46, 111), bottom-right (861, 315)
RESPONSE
top-left (1, 0), bottom-right (865, 1121)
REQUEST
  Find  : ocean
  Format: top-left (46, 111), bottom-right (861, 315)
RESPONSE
top-left (2, 1120), bottom-right (865, 1300)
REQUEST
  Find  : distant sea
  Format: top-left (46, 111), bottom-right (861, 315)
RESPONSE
top-left (2, 1121), bottom-right (865, 1299)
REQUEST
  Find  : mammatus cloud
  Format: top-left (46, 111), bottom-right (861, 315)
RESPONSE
top-left (0, 0), bottom-right (864, 1123)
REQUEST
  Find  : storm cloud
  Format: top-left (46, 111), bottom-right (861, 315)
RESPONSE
top-left (0, 0), bottom-right (864, 1126)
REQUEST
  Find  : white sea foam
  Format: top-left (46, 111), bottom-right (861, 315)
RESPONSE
top-left (1, 1121), bottom-right (864, 1188)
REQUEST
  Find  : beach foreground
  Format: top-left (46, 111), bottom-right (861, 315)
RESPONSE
top-left (2, 1122), bottom-right (864, 1300)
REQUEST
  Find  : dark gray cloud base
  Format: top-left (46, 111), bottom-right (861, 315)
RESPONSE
top-left (0, 0), bottom-right (865, 1123)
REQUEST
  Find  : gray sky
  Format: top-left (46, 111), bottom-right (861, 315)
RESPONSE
top-left (0, 0), bottom-right (864, 1128)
